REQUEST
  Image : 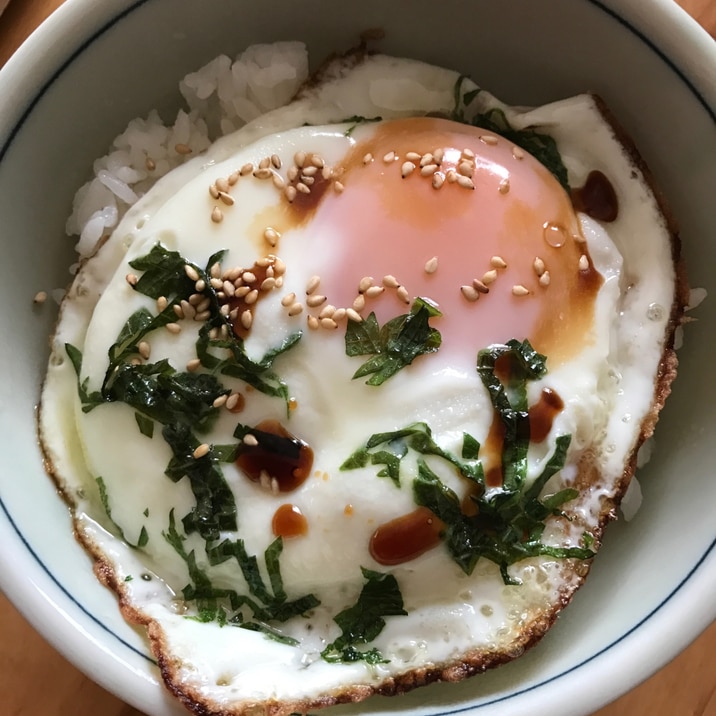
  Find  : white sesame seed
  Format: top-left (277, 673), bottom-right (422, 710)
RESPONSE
top-left (294, 151), bottom-right (306, 168)
top-left (401, 161), bottom-right (416, 178)
top-left (419, 153), bottom-right (434, 167)
top-left (260, 277), bottom-right (277, 291)
top-left (307, 315), bottom-right (320, 330)
top-left (333, 181), bottom-right (345, 193)
top-left (228, 171), bottom-right (239, 186)
top-left (145, 157), bottom-right (156, 171)
top-left (240, 163), bottom-right (253, 175)
top-left (193, 443), bottom-right (210, 459)
top-left (533, 257), bottom-right (546, 276)
top-left (263, 227), bottom-right (279, 247)
top-left (241, 309), bottom-right (253, 329)
top-left (363, 153), bottom-right (373, 165)
top-left (396, 285), bottom-right (410, 304)
top-left (220, 303), bottom-right (230, 317)
top-left (172, 304), bottom-right (184, 319)
top-left (175, 143), bottom-right (192, 155)
top-left (272, 174), bottom-right (285, 190)
top-left (332, 307), bottom-right (347, 321)
top-left (156, 296), bottom-right (168, 311)
top-left (320, 317), bottom-right (338, 330)
top-left (288, 302), bottom-right (304, 316)
top-left (306, 294), bottom-right (327, 308)
top-left (512, 284), bottom-right (530, 296)
top-left (352, 295), bottom-right (366, 312)
top-left (318, 304), bottom-right (336, 319)
top-left (420, 163), bottom-right (438, 177)
top-left (498, 178), bottom-right (510, 194)
top-left (33, 291), bottom-right (47, 304)
top-left (424, 256), bottom-right (439, 274)
top-left (273, 258), bottom-right (286, 276)
top-left (209, 184), bottom-right (220, 199)
top-left (405, 151), bottom-right (421, 162)
top-left (490, 256), bottom-right (508, 269)
top-left (472, 279), bottom-right (489, 294)
top-left (346, 308), bottom-right (363, 322)
top-left (305, 275), bottom-right (321, 295)
top-left (358, 276), bottom-right (374, 293)
top-left (186, 358), bottom-right (201, 372)
top-left (285, 185), bottom-right (297, 202)
top-left (181, 299), bottom-right (196, 319)
top-left (539, 271), bottom-right (551, 287)
top-left (213, 394), bottom-right (228, 408)
top-left (383, 151), bottom-right (396, 163)
top-left (462, 148), bottom-right (475, 159)
top-left (242, 271), bottom-right (256, 284)
top-left (365, 285), bottom-right (385, 298)
top-left (226, 393), bottom-right (240, 411)
top-left (296, 182), bottom-right (310, 194)
top-left (310, 155), bottom-right (325, 169)
top-left (195, 279), bottom-right (206, 292)
top-left (243, 434), bottom-right (259, 447)
top-left (460, 285), bottom-right (480, 302)
top-left (281, 292), bottom-right (296, 307)
top-left (579, 255), bottom-right (590, 271)
top-left (322, 165), bottom-right (333, 180)
top-left (457, 175), bottom-right (475, 190)
top-left (259, 157), bottom-right (270, 170)
top-left (166, 322), bottom-right (181, 334)
top-left (184, 264), bottom-right (200, 281)
top-left (480, 134), bottom-right (499, 146)
top-left (458, 161), bottom-right (474, 177)
top-left (244, 289), bottom-right (259, 305)
top-left (194, 310), bottom-right (211, 321)
top-left (138, 341), bottom-right (151, 359)
top-left (512, 146), bottom-right (525, 160)
top-left (216, 177), bottom-right (229, 193)
top-left (126, 273), bottom-right (138, 286)
top-left (382, 274), bottom-right (400, 288)
top-left (211, 206), bottom-right (223, 223)
top-left (446, 169), bottom-right (458, 184)
top-left (482, 269), bottom-right (498, 285)
top-left (271, 154), bottom-right (281, 169)
top-left (433, 147), bottom-right (445, 164)
top-left (287, 166), bottom-right (299, 182)
top-left (301, 165), bottom-right (318, 177)
top-left (432, 172), bottom-right (445, 189)
top-left (300, 175), bottom-right (315, 186)
top-left (235, 285), bottom-right (250, 298)
top-left (210, 262), bottom-right (222, 279)
top-left (196, 297), bottom-right (211, 313)
top-left (254, 168), bottom-right (272, 180)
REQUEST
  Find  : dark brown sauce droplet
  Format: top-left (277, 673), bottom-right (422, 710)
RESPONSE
top-left (236, 419), bottom-right (313, 492)
top-left (528, 387), bottom-right (564, 443)
top-left (272, 503), bottom-right (308, 538)
top-left (369, 507), bottom-right (444, 565)
top-left (571, 170), bottom-right (618, 222)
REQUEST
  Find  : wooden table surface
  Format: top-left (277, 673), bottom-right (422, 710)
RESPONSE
top-left (0, 0), bottom-right (714, 714)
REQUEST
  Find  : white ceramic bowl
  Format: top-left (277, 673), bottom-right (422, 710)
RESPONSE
top-left (0, 1), bottom-right (714, 715)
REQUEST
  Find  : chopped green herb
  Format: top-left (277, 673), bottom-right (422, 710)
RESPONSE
top-left (124, 575), bottom-right (133, 582)
top-left (322, 568), bottom-right (406, 665)
top-left (345, 297), bottom-right (442, 386)
top-left (96, 476), bottom-right (149, 549)
top-left (134, 412), bottom-right (155, 439)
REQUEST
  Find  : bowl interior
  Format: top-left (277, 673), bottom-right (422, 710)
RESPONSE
top-left (0, 1), bottom-right (714, 715)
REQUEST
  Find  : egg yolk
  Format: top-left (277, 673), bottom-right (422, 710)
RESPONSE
top-left (277, 117), bottom-right (602, 367)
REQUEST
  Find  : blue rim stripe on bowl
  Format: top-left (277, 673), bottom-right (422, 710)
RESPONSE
top-left (0, 0), bottom-right (713, 711)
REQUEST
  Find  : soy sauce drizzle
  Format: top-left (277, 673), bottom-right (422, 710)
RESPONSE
top-left (528, 388), bottom-right (564, 443)
top-left (370, 507), bottom-right (445, 566)
top-left (571, 170), bottom-right (618, 222)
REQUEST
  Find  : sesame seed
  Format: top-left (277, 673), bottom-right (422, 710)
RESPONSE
top-left (363, 153), bottom-right (373, 165)
top-left (383, 151), bottom-right (396, 163)
top-left (186, 358), bottom-right (201, 372)
top-left (229, 308), bottom-right (239, 321)
top-left (33, 291), bottom-right (47, 304)
top-left (260, 277), bottom-right (277, 291)
top-left (184, 264), bottom-right (200, 281)
top-left (287, 166), bottom-right (299, 183)
top-left (432, 172), bottom-right (445, 189)
top-left (579, 255), bottom-right (590, 271)
top-left (285, 185), bottom-right (297, 202)
top-left (490, 256), bottom-right (508, 269)
top-left (254, 168), bottom-right (272, 180)
top-left (166, 322), bottom-right (181, 334)
top-left (332, 307), bottom-right (347, 321)
top-left (365, 285), bottom-right (385, 298)
top-left (138, 341), bottom-right (151, 359)
top-left (396, 285), bottom-right (410, 304)
top-left (125, 273), bottom-right (138, 286)
top-left (300, 175), bottom-right (315, 186)
top-left (462, 148), bottom-right (475, 159)
top-left (244, 289), bottom-right (259, 305)
top-left (240, 163), bottom-right (253, 175)
top-left (236, 286), bottom-right (251, 298)
top-left (157, 296), bottom-right (168, 311)
top-left (420, 163), bottom-right (438, 177)
top-left (294, 151), bottom-right (306, 168)
top-left (209, 184), bottom-right (220, 199)
top-left (181, 299), bottom-right (196, 319)
top-left (196, 297), bottom-right (211, 313)
top-left (307, 315), bottom-right (320, 330)
top-left (259, 157), bottom-right (270, 170)
top-left (322, 165), bottom-right (333, 180)
top-left (209, 277), bottom-right (223, 290)
top-left (210, 262), bottom-right (222, 279)
top-left (273, 258), bottom-right (286, 276)
top-left (195, 279), bottom-right (206, 292)
top-left (220, 304), bottom-right (230, 316)
top-left (310, 155), bottom-right (325, 169)
top-left (272, 174), bottom-right (285, 190)
top-left (333, 181), bottom-right (345, 193)
top-left (482, 269), bottom-right (498, 285)
top-left (301, 165), bottom-right (318, 177)
top-left (358, 276), bottom-right (374, 293)
top-left (539, 271), bottom-right (551, 287)
top-left (457, 161), bottom-right (474, 177)
top-left (222, 280), bottom-right (236, 297)
top-left (320, 317), bottom-right (338, 330)
top-left (172, 304), bottom-right (184, 319)
top-left (216, 177), bottom-right (230, 193)
top-left (346, 308), bottom-right (363, 322)
top-left (228, 172), bottom-right (239, 185)
top-left (145, 157), bottom-right (156, 171)
top-left (512, 284), bottom-right (530, 296)
top-left (243, 434), bottom-right (259, 447)
top-left (419, 153), bottom-right (434, 167)
top-left (460, 285), bottom-right (480, 302)
top-left (433, 148), bottom-right (445, 163)
top-left (401, 161), bottom-right (416, 178)
top-left (306, 294), bottom-right (327, 308)
top-left (446, 169), bottom-right (458, 183)
top-left (130, 357), bottom-right (142, 366)
top-left (175, 143), bottom-right (192, 155)
top-left (319, 304), bottom-right (336, 319)
top-left (472, 279), bottom-right (489, 294)
top-left (208, 327), bottom-right (220, 340)
top-left (288, 302), bottom-right (304, 316)
top-left (457, 175), bottom-right (475, 190)
top-left (305, 275), bottom-right (321, 295)
top-left (225, 393), bottom-right (241, 411)
top-left (194, 310), bottom-right (211, 321)
top-left (573, 232), bottom-right (587, 244)
top-left (241, 309), bottom-right (253, 329)
top-left (402, 152), bottom-right (418, 162)
top-left (382, 274), bottom-right (400, 288)
top-left (352, 295), bottom-right (366, 312)
top-left (271, 154), bottom-right (281, 169)
top-left (211, 206), bottom-right (224, 223)
top-left (480, 134), bottom-right (499, 146)
top-left (275, 276), bottom-right (284, 288)
top-left (498, 178), bottom-right (510, 194)
top-left (296, 182), bottom-right (310, 194)
top-left (424, 256), bottom-right (439, 274)
top-left (188, 293), bottom-right (203, 306)
top-left (213, 394), bottom-right (228, 408)
top-left (533, 257), bottom-right (546, 276)
top-left (242, 271), bottom-right (257, 284)
top-left (512, 146), bottom-right (525, 160)
top-left (281, 292), bottom-right (296, 307)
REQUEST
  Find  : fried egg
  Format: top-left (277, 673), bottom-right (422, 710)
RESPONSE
top-left (39, 51), bottom-right (685, 716)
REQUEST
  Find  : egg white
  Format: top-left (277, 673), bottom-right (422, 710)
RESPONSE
top-left (39, 53), bottom-right (679, 713)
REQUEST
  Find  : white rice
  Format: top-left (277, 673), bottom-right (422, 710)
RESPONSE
top-left (67, 41), bottom-right (309, 259)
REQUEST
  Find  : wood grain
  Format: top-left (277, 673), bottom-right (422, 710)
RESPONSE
top-left (0, 0), bottom-right (714, 714)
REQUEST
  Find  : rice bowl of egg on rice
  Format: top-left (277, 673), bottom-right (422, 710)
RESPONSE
top-left (0, 2), bottom-right (714, 716)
